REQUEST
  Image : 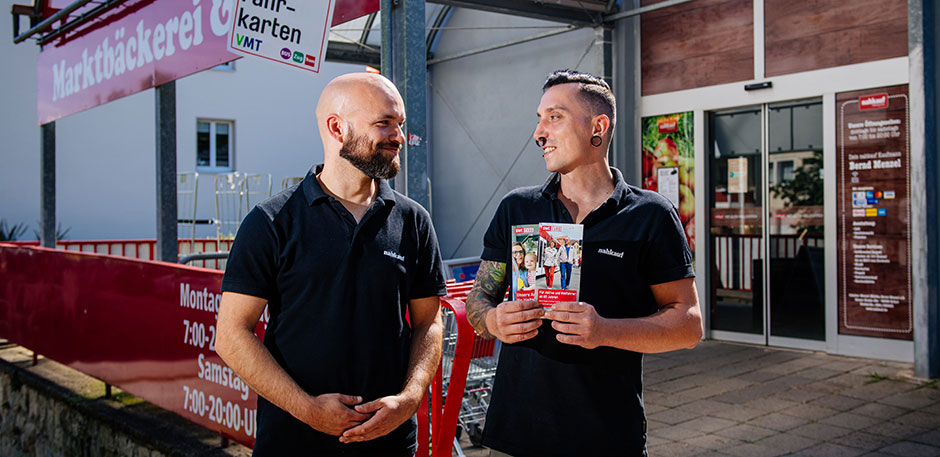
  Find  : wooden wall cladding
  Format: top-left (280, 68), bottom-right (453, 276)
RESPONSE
top-left (765, 0), bottom-right (908, 77)
top-left (641, 0), bottom-right (754, 96)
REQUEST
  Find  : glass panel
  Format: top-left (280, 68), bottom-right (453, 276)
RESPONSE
top-left (197, 122), bottom-right (210, 167)
top-left (709, 107), bottom-right (764, 335)
top-left (713, 109), bottom-right (761, 156)
top-left (792, 103), bottom-right (823, 150)
top-left (768, 106), bottom-right (792, 152)
top-left (216, 123), bottom-right (230, 168)
top-left (768, 99), bottom-right (825, 340)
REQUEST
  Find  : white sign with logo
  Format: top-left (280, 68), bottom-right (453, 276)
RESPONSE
top-left (227, 0), bottom-right (335, 73)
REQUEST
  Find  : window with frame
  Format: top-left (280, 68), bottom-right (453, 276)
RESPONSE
top-left (197, 120), bottom-right (234, 172)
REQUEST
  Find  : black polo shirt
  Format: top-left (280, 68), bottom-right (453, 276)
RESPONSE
top-left (221, 165), bottom-right (447, 456)
top-left (479, 167), bottom-right (694, 457)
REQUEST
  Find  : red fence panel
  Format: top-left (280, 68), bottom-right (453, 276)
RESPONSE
top-left (0, 243), bottom-right (474, 454)
top-left (0, 243), bottom-right (265, 447)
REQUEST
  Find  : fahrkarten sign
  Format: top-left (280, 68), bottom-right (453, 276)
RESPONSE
top-left (227, 0), bottom-right (336, 73)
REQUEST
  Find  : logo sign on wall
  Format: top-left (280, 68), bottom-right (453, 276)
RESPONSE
top-left (227, 0), bottom-right (335, 73)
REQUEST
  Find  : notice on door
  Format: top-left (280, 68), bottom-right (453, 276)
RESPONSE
top-left (657, 166), bottom-right (680, 208)
top-left (836, 84), bottom-right (912, 340)
top-left (728, 157), bottom-right (748, 193)
top-left (228, 0), bottom-right (335, 73)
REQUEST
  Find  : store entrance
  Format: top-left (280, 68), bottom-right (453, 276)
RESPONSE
top-left (708, 99), bottom-right (826, 344)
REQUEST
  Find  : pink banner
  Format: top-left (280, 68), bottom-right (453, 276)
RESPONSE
top-left (0, 242), bottom-right (470, 454)
top-left (36, 0), bottom-right (378, 124)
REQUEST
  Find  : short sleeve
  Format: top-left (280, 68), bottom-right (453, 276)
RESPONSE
top-left (410, 210), bottom-right (448, 299)
top-left (221, 207), bottom-right (279, 300)
top-left (481, 199), bottom-right (511, 262)
top-left (642, 203), bottom-right (695, 285)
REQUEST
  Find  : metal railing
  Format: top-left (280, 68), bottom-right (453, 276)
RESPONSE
top-left (712, 233), bottom-right (824, 291)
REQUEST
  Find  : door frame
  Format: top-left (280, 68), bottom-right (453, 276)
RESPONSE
top-left (639, 57), bottom-right (913, 361)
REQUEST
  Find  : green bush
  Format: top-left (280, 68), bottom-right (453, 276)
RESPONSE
top-left (0, 220), bottom-right (29, 241)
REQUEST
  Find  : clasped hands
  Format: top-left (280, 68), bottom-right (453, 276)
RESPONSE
top-left (485, 299), bottom-right (608, 349)
top-left (301, 391), bottom-right (420, 443)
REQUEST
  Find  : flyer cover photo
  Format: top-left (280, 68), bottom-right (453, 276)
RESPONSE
top-left (509, 224), bottom-right (539, 301)
top-left (509, 223), bottom-right (583, 308)
top-left (537, 223), bottom-right (583, 307)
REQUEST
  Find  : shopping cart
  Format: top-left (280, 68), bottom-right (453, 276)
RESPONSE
top-left (441, 279), bottom-right (503, 449)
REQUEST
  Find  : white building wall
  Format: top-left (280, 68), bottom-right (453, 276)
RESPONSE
top-left (176, 59), bottom-right (364, 239)
top-left (1, 2), bottom-right (40, 237)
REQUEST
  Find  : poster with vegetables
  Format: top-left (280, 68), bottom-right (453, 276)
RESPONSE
top-left (642, 112), bottom-right (695, 253)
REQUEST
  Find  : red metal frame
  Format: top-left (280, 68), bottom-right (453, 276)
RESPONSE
top-left (8, 239), bottom-right (234, 268)
top-left (426, 296), bottom-right (474, 457)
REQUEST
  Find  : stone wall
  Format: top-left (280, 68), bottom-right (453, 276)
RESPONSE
top-left (0, 345), bottom-right (248, 457)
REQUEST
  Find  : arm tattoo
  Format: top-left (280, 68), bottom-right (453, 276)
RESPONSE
top-left (465, 260), bottom-right (508, 339)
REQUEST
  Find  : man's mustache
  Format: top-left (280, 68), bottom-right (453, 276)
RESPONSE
top-left (377, 141), bottom-right (402, 151)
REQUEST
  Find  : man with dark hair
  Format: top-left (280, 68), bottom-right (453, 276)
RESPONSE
top-left (465, 69), bottom-right (702, 456)
top-left (542, 69), bottom-right (617, 128)
top-left (215, 73), bottom-right (446, 456)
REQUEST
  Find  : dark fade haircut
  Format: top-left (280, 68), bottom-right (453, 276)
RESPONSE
top-left (543, 69), bottom-right (616, 130)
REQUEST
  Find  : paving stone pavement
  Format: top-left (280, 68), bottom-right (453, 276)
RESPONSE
top-left (643, 341), bottom-right (940, 457)
top-left (454, 340), bottom-right (939, 457)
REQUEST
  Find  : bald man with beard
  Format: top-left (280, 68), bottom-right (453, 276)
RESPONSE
top-left (215, 73), bottom-right (446, 456)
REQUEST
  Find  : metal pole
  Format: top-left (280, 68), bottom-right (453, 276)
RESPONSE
top-left (761, 105), bottom-right (771, 343)
top-left (155, 82), bottom-right (178, 262)
top-left (602, 0), bottom-right (697, 22)
top-left (610, 1), bottom-right (640, 183)
top-left (927, 0), bottom-right (940, 379)
top-left (426, 26), bottom-right (579, 66)
top-left (40, 122), bottom-right (56, 248)
top-left (914, 0), bottom-right (939, 379)
top-left (13, 0), bottom-right (94, 43)
top-left (381, 0), bottom-right (429, 210)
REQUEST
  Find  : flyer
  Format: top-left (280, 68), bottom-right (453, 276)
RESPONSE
top-left (509, 224), bottom-right (539, 301)
top-left (536, 223), bottom-right (583, 307)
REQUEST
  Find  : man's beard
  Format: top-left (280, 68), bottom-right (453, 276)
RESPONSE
top-left (339, 130), bottom-right (401, 180)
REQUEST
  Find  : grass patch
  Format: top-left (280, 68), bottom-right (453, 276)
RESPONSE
top-left (865, 372), bottom-right (888, 384)
top-left (110, 391), bottom-right (144, 406)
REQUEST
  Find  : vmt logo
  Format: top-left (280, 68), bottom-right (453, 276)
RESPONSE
top-left (235, 33), bottom-right (263, 52)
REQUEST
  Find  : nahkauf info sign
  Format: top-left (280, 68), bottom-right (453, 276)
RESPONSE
top-left (228, 0), bottom-right (335, 73)
top-left (836, 84), bottom-right (912, 340)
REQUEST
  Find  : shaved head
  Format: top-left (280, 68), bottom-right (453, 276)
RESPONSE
top-left (316, 73), bottom-right (406, 180)
top-left (316, 73), bottom-right (403, 128)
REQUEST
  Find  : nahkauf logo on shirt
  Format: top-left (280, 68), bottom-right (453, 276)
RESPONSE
top-left (383, 250), bottom-right (405, 262)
